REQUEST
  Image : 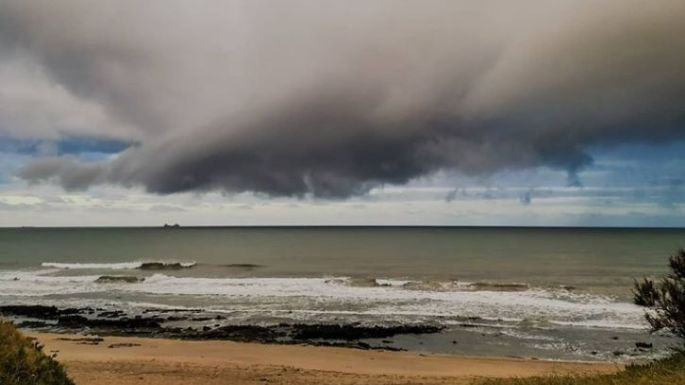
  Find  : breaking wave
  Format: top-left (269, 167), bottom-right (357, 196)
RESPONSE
top-left (0, 270), bottom-right (648, 331)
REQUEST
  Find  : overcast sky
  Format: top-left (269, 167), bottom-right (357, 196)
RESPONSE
top-left (1, 0), bottom-right (684, 227)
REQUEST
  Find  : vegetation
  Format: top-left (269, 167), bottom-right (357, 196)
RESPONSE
top-left (0, 321), bottom-right (74, 385)
top-left (633, 248), bottom-right (685, 341)
top-left (477, 352), bottom-right (685, 385)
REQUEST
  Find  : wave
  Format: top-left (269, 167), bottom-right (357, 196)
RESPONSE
top-left (350, 279), bottom-right (530, 292)
top-left (0, 270), bottom-right (648, 331)
top-left (327, 277), bottom-right (393, 288)
top-left (328, 278), bottom-right (529, 292)
top-left (42, 262), bottom-right (142, 270)
top-left (41, 261), bottom-right (196, 270)
top-left (465, 281), bottom-right (529, 292)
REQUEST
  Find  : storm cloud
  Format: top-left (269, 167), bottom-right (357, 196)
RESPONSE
top-left (3, 0), bottom-right (685, 197)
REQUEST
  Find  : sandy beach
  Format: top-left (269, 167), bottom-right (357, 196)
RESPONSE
top-left (30, 332), bottom-right (621, 385)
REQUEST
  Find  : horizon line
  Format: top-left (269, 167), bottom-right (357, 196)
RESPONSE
top-left (1, 225), bottom-right (684, 230)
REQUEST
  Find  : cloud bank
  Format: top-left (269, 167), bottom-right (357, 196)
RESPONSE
top-left (2, 0), bottom-right (684, 197)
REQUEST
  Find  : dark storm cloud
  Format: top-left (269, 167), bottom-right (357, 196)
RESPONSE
top-left (20, 157), bottom-right (105, 191)
top-left (3, 0), bottom-right (685, 197)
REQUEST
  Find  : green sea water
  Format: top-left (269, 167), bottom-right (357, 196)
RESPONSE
top-left (0, 226), bottom-right (682, 361)
top-left (0, 227), bottom-right (682, 297)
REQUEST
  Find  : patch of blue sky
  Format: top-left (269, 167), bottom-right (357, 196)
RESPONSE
top-left (0, 136), bottom-right (130, 185)
top-left (423, 141), bottom-right (685, 210)
top-left (0, 136), bottom-right (131, 156)
top-left (586, 141), bottom-right (685, 188)
top-left (56, 137), bottom-right (132, 155)
top-left (0, 152), bottom-right (29, 185)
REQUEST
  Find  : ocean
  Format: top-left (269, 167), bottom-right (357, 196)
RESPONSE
top-left (0, 226), bottom-right (682, 360)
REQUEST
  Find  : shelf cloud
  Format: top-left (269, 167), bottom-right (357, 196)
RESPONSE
top-left (3, 0), bottom-right (684, 197)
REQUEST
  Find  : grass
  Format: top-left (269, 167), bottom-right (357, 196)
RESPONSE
top-left (478, 352), bottom-right (685, 385)
top-left (0, 321), bottom-right (74, 385)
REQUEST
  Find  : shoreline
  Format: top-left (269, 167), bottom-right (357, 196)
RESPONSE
top-left (1, 304), bottom-right (667, 361)
top-left (30, 332), bottom-right (622, 385)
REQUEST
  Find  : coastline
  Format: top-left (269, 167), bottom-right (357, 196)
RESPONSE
top-left (30, 332), bottom-right (621, 385)
top-left (2, 303), bottom-right (668, 361)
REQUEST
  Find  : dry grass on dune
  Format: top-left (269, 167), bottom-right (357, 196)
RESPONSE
top-left (0, 322), bottom-right (74, 385)
top-left (478, 352), bottom-right (685, 385)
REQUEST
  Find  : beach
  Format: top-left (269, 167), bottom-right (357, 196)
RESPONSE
top-left (31, 332), bottom-right (620, 385)
top-left (2, 2), bottom-right (684, 383)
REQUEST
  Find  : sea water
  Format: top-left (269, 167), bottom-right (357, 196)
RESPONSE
top-left (0, 226), bottom-right (682, 360)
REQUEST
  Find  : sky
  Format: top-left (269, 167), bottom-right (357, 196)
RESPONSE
top-left (0, 0), bottom-right (684, 227)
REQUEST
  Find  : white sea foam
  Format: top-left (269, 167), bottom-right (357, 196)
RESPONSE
top-left (0, 270), bottom-right (648, 330)
top-left (41, 262), bottom-right (142, 270)
top-left (0, 270), bottom-right (104, 296)
top-left (40, 261), bottom-right (196, 270)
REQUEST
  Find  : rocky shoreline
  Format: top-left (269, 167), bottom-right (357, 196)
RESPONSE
top-left (0, 305), bottom-right (443, 351)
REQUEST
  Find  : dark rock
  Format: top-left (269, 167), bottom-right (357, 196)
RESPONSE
top-left (60, 308), bottom-right (83, 315)
top-left (195, 325), bottom-right (282, 342)
top-left (635, 342), bottom-right (653, 349)
top-left (459, 323), bottom-right (479, 328)
top-left (56, 337), bottom-right (104, 344)
top-left (99, 311), bottom-right (125, 318)
top-left (139, 262), bottom-right (194, 270)
top-left (16, 320), bottom-right (50, 329)
top-left (95, 275), bottom-right (144, 284)
top-left (0, 305), bottom-right (60, 318)
top-left (0, 304), bottom-right (443, 351)
top-left (108, 343), bottom-right (141, 348)
top-left (291, 324), bottom-right (442, 341)
top-left (57, 315), bottom-right (162, 330)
